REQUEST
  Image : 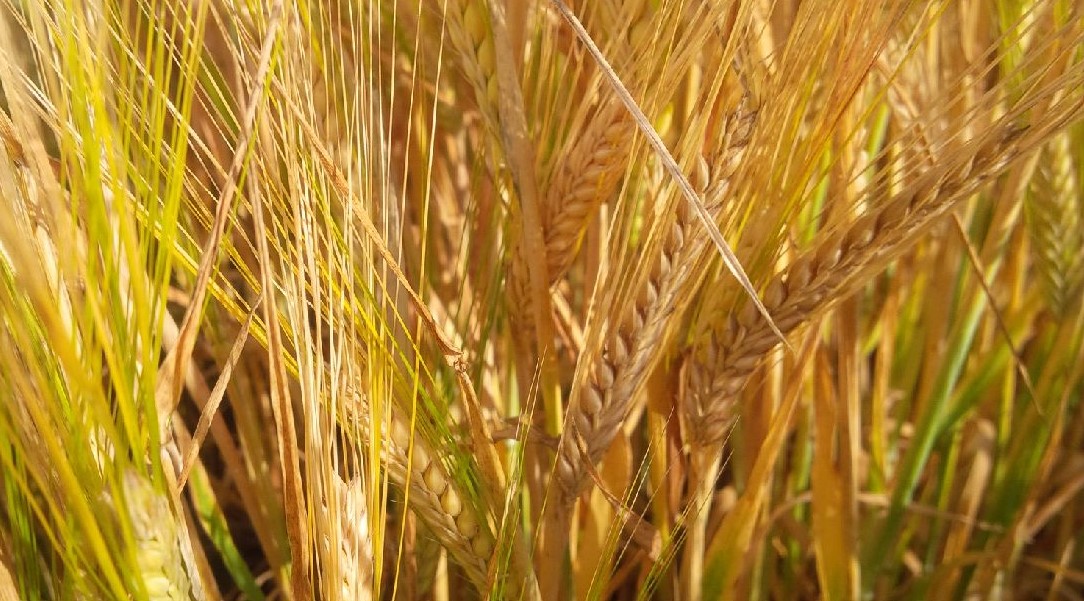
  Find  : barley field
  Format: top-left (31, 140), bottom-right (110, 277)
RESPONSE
top-left (1, 0), bottom-right (1083, 599)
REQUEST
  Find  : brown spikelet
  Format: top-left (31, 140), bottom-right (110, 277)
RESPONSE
top-left (683, 119), bottom-right (1034, 448)
top-left (553, 104), bottom-right (757, 500)
top-left (1026, 131), bottom-right (1083, 317)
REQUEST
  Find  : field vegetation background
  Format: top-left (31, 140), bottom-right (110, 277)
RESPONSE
top-left (1, 0), bottom-right (1083, 599)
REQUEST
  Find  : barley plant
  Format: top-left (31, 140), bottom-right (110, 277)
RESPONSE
top-left (2, 0), bottom-right (1084, 599)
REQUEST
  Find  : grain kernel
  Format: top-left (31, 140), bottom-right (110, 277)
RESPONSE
top-left (877, 197), bottom-right (909, 230)
top-left (593, 145), bottom-right (619, 162)
top-left (642, 279), bottom-right (659, 307)
top-left (787, 254), bottom-right (813, 290)
top-left (721, 321), bottom-right (743, 350)
top-left (687, 361), bottom-right (706, 390)
top-left (731, 353), bottom-right (762, 373)
top-left (582, 164), bottom-right (608, 183)
top-left (456, 510), bottom-right (479, 539)
top-left (597, 362), bottom-right (615, 390)
top-left (574, 411), bottom-right (592, 438)
top-left (423, 463), bottom-right (448, 497)
top-left (657, 249), bottom-right (672, 276)
top-left (815, 233), bottom-right (843, 273)
top-left (463, 2), bottom-right (487, 44)
top-left (441, 487), bottom-right (463, 518)
top-left (581, 385), bottom-right (603, 415)
top-left (472, 535), bottom-right (493, 557)
top-left (613, 331), bottom-right (630, 363)
top-left (776, 311), bottom-right (804, 331)
top-left (411, 442), bottom-right (431, 472)
top-left (390, 418), bottom-right (410, 449)
top-left (739, 299), bottom-right (760, 326)
top-left (571, 187), bottom-right (596, 203)
top-left (694, 155), bottom-right (711, 193)
top-left (630, 305), bottom-right (646, 332)
top-left (844, 214), bottom-right (876, 250)
top-left (764, 277), bottom-right (786, 310)
top-left (670, 221), bottom-right (685, 249)
top-left (556, 454), bottom-right (577, 487)
top-left (603, 116), bottom-right (628, 141)
top-left (721, 376), bottom-right (745, 397)
top-left (697, 336), bottom-right (716, 366)
top-left (796, 288), bottom-right (826, 312)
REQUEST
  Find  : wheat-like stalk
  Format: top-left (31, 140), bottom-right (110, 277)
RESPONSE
top-left (551, 104), bottom-right (756, 502)
top-left (340, 392), bottom-right (494, 590)
top-left (536, 96), bottom-right (756, 601)
top-left (674, 112), bottom-right (1054, 601)
top-left (442, 0), bottom-right (501, 144)
top-left (681, 119), bottom-right (1035, 449)
top-left (505, 2), bottom-right (653, 344)
top-left (327, 476), bottom-right (374, 600)
top-left (541, 98), bottom-right (635, 282)
top-left (1026, 131), bottom-right (1082, 318)
top-left (538, 0), bottom-right (722, 284)
top-left (118, 470), bottom-right (203, 601)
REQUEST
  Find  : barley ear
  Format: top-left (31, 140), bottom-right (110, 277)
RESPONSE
top-left (542, 105), bottom-right (634, 282)
top-left (119, 470), bottom-right (205, 601)
top-left (341, 393), bottom-right (495, 591)
top-left (443, 0), bottom-right (502, 146)
top-left (537, 104), bottom-right (756, 601)
top-left (555, 105), bottom-right (756, 500)
top-left (329, 476), bottom-right (374, 600)
top-left (549, 0), bottom-right (784, 348)
top-left (684, 119), bottom-right (1034, 449)
top-left (1026, 131), bottom-right (1083, 317)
